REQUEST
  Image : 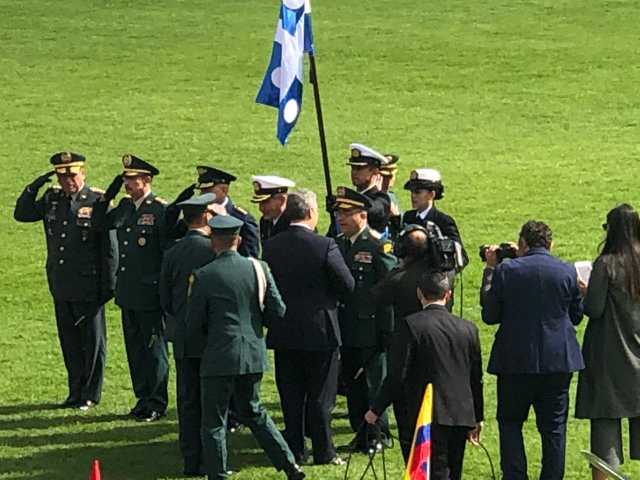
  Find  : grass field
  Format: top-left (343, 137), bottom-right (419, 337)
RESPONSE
top-left (1, 0), bottom-right (640, 478)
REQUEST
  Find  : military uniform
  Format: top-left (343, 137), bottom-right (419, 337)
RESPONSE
top-left (13, 152), bottom-right (116, 408)
top-left (194, 166), bottom-right (260, 258)
top-left (331, 187), bottom-right (397, 448)
top-left (159, 193), bottom-right (217, 475)
top-left (185, 215), bottom-right (303, 480)
top-left (92, 154), bottom-right (169, 420)
top-left (380, 154), bottom-right (402, 241)
top-left (251, 175), bottom-right (296, 247)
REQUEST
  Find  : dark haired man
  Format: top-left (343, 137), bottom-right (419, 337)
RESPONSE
top-left (481, 220), bottom-right (584, 480)
top-left (366, 270), bottom-right (483, 477)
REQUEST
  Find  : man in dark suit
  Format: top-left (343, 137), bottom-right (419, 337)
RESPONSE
top-left (401, 168), bottom-right (468, 267)
top-left (92, 154), bottom-right (169, 422)
top-left (480, 220), bottom-right (584, 480)
top-left (160, 193), bottom-right (217, 476)
top-left (251, 175), bottom-right (295, 248)
top-left (14, 152), bottom-right (116, 410)
top-left (185, 215), bottom-right (304, 480)
top-left (263, 189), bottom-right (354, 465)
top-left (366, 271), bottom-right (483, 478)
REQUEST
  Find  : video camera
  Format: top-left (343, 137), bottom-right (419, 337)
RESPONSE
top-left (479, 243), bottom-right (517, 264)
top-left (397, 223), bottom-right (464, 272)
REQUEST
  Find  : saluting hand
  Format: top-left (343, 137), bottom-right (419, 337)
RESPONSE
top-left (173, 183), bottom-right (196, 205)
top-left (28, 171), bottom-right (55, 192)
top-left (104, 174), bottom-right (124, 201)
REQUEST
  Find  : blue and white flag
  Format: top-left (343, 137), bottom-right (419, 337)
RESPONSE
top-left (256, 0), bottom-right (314, 145)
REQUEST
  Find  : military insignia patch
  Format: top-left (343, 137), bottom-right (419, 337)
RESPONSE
top-left (253, 181), bottom-right (260, 192)
top-left (382, 242), bottom-right (393, 254)
top-left (187, 274), bottom-right (195, 297)
top-left (351, 148), bottom-right (361, 158)
top-left (337, 186), bottom-right (346, 197)
top-left (410, 170), bottom-right (418, 180)
top-left (354, 251), bottom-right (373, 263)
top-left (77, 206), bottom-right (93, 219)
top-left (61, 152), bottom-right (72, 163)
top-left (197, 167), bottom-right (207, 175)
top-left (122, 154), bottom-right (132, 167)
top-left (138, 237), bottom-right (147, 247)
top-left (137, 214), bottom-right (155, 225)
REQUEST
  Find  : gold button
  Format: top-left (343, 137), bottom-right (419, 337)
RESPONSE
top-left (120, 267), bottom-right (125, 271)
top-left (123, 241), bottom-right (128, 246)
top-left (61, 233), bottom-right (66, 238)
top-left (126, 227), bottom-right (131, 232)
top-left (59, 246), bottom-right (64, 251)
top-left (121, 254), bottom-right (126, 258)
top-left (63, 221), bottom-right (68, 226)
top-left (59, 259), bottom-right (64, 264)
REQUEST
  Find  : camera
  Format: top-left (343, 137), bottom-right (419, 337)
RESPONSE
top-left (398, 223), bottom-right (464, 271)
top-left (479, 243), bottom-right (517, 264)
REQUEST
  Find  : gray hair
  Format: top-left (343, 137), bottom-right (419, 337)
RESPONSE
top-left (285, 188), bottom-right (317, 221)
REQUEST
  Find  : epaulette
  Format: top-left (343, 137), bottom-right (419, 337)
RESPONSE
top-left (381, 240), bottom-right (393, 254)
top-left (90, 187), bottom-right (105, 194)
top-left (51, 185), bottom-right (62, 190)
top-left (234, 205), bottom-right (248, 215)
top-left (154, 196), bottom-right (168, 205)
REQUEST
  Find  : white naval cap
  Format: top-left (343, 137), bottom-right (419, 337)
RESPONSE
top-left (347, 143), bottom-right (389, 168)
top-left (251, 175), bottom-right (296, 203)
top-left (404, 168), bottom-right (445, 199)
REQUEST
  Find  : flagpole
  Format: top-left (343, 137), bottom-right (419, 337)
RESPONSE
top-left (308, 52), bottom-right (332, 198)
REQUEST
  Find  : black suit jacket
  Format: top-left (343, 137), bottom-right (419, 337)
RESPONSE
top-left (402, 206), bottom-right (468, 267)
top-left (262, 225), bottom-right (355, 350)
top-left (373, 304), bottom-right (483, 428)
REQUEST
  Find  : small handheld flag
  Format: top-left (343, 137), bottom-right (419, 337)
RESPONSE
top-left (256, 0), bottom-right (314, 145)
top-left (404, 383), bottom-right (433, 480)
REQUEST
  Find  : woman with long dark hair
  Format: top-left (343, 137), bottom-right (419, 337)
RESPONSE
top-left (576, 203), bottom-right (640, 479)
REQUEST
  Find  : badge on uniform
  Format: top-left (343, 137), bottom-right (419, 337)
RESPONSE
top-left (138, 237), bottom-right (147, 247)
top-left (354, 251), bottom-right (373, 263)
top-left (77, 206), bottom-right (93, 219)
top-left (138, 214), bottom-right (155, 226)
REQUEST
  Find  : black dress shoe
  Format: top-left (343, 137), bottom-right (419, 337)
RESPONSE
top-left (137, 410), bottom-right (165, 422)
top-left (129, 403), bottom-right (146, 417)
top-left (284, 463), bottom-right (305, 480)
top-left (79, 400), bottom-right (96, 411)
top-left (60, 396), bottom-right (81, 408)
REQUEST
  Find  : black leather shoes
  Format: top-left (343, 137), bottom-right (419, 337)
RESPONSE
top-left (137, 410), bottom-right (165, 422)
top-left (285, 463), bottom-right (305, 480)
top-left (60, 396), bottom-right (81, 408)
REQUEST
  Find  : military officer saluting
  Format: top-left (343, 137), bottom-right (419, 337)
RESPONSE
top-left (160, 193), bottom-right (217, 477)
top-left (331, 187), bottom-right (397, 450)
top-left (194, 166), bottom-right (260, 258)
top-left (186, 215), bottom-right (305, 480)
top-left (14, 152), bottom-right (116, 410)
top-left (346, 144), bottom-right (392, 234)
top-left (251, 175), bottom-right (296, 247)
top-left (92, 154), bottom-right (169, 422)
top-left (379, 154), bottom-right (402, 241)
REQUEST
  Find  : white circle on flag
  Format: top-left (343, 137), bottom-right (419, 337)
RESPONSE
top-left (283, 99), bottom-right (299, 124)
top-left (271, 67), bottom-right (281, 88)
top-left (283, 0), bottom-right (304, 9)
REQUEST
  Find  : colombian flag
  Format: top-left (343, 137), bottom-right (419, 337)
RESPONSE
top-left (403, 383), bottom-right (433, 480)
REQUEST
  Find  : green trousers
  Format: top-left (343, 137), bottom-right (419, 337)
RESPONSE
top-left (201, 373), bottom-right (295, 480)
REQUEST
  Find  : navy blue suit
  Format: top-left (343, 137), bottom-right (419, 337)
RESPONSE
top-left (481, 247), bottom-right (584, 480)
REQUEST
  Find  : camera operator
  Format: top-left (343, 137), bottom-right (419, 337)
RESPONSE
top-left (480, 220), bottom-right (584, 480)
top-left (402, 169), bottom-right (468, 268)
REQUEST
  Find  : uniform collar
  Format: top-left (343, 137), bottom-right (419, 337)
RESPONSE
top-left (186, 227), bottom-right (210, 238)
top-left (134, 190), bottom-right (153, 210)
top-left (360, 183), bottom-right (377, 194)
top-left (221, 196), bottom-right (230, 208)
top-left (525, 247), bottom-right (550, 257)
top-left (417, 205), bottom-right (433, 220)
top-left (69, 183), bottom-right (88, 202)
top-left (350, 225), bottom-right (368, 244)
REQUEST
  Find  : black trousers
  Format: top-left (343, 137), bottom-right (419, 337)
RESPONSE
top-left (121, 308), bottom-right (169, 412)
top-left (53, 300), bottom-right (106, 403)
top-left (497, 373), bottom-right (572, 480)
top-left (274, 348), bottom-right (339, 464)
top-left (430, 424), bottom-right (469, 480)
top-left (393, 397), bottom-right (413, 462)
top-left (176, 356), bottom-right (202, 472)
top-left (341, 347), bottom-right (390, 446)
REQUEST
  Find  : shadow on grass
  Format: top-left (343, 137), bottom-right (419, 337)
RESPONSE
top-left (0, 403), bottom-right (60, 416)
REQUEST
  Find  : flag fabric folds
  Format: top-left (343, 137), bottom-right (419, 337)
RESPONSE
top-left (256, 0), bottom-right (314, 145)
top-left (404, 383), bottom-right (434, 480)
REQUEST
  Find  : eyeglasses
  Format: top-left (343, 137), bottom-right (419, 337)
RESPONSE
top-left (602, 223), bottom-right (608, 231)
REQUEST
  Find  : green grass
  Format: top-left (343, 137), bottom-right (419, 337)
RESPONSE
top-left (1, 0), bottom-right (640, 478)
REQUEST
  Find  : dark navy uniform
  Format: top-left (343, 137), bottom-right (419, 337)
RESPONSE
top-left (13, 152), bottom-right (116, 408)
top-left (159, 194), bottom-right (217, 475)
top-left (259, 215), bottom-right (290, 245)
top-left (251, 175), bottom-right (296, 248)
top-left (92, 154), bottom-right (169, 419)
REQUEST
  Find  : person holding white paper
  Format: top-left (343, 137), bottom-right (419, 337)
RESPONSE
top-left (576, 203), bottom-right (640, 480)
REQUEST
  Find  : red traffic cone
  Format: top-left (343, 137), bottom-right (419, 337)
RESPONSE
top-left (90, 459), bottom-right (101, 480)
